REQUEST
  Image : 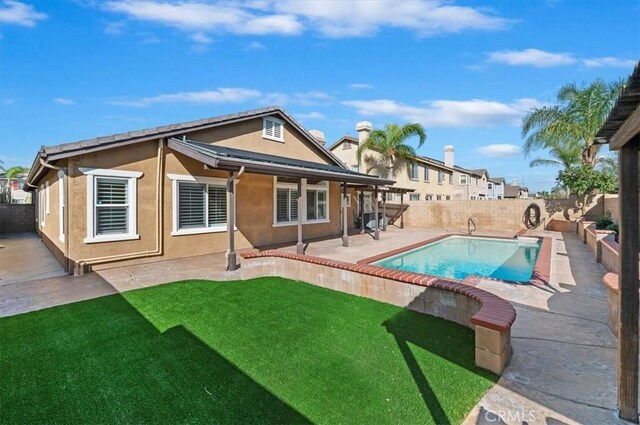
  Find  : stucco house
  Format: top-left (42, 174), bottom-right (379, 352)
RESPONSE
top-left (24, 106), bottom-right (392, 274)
top-left (444, 146), bottom-right (489, 200)
top-left (0, 172), bottom-right (31, 204)
top-left (329, 122), bottom-right (455, 204)
top-left (487, 177), bottom-right (505, 199)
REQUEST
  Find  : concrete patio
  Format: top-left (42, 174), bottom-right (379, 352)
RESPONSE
top-left (0, 227), bottom-right (630, 424)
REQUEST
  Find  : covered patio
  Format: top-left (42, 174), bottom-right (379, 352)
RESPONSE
top-left (168, 137), bottom-right (395, 270)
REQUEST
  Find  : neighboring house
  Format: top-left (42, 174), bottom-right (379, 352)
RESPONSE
top-left (487, 177), bottom-right (505, 199)
top-left (329, 122), bottom-right (455, 203)
top-left (0, 172), bottom-right (31, 203)
top-left (24, 106), bottom-right (392, 273)
top-left (503, 182), bottom-right (529, 199)
top-left (445, 146), bottom-right (489, 200)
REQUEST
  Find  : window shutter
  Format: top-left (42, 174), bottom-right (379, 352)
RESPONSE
top-left (207, 185), bottom-right (227, 225)
top-left (306, 190), bottom-right (317, 220)
top-left (178, 182), bottom-right (205, 229)
top-left (96, 178), bottom-right (128, 235)
top-left (276, 188), bottom-right (289, 222)
top-left (317, 190), bottom-right (327, 219)
top-left (265, 119), bottom-right (274, 138)
top-left (290, 189), bottom-right (298, 221)
top-left (273, 121), bottom-right (282, 139)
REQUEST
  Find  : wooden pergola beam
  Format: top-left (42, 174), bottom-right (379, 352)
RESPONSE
top-left (618, 134), bottom-right (640, 422)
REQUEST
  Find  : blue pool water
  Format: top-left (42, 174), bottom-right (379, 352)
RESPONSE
top-left (374, 236), bottom-right (541, 282)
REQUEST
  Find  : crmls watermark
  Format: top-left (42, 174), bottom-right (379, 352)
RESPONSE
top-left (483, 408), bottom-right (537, 423)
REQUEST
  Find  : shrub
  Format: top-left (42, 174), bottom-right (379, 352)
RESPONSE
top-left (606, 223), bottom-right (619, 242)
top-left (595, 216), bottom-right (614, 230)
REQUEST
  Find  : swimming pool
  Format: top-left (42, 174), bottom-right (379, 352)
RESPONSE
top-left (373, 235), bottom-right (541, 282)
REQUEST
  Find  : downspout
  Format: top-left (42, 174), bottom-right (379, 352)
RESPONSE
top-left (39, 158), bottom-right (72, 273)
top-left (74, 138), bottom-right (165, 274)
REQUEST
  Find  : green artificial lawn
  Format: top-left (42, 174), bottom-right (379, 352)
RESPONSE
top-left (0, 277), bottom-right (497, 424)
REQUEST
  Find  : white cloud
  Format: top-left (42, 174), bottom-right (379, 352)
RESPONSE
top-left (103, 0), bottom-right (509, 38)
top-left (104, 21), bottom-right (125, 35)
top-left (110, 87), bottom-right (262, 107)
top-left (487, 48), bottom-right (576, 68)
top-left (349, 83), bottom-right (373, 89)
top-left (0, 0), bottom-right (46, 27)
top-left (476, 144), bottom-right (520, 157)
top-left (343, 97), bottom-right (541, 128)
top-left (104, 0), bottom-right (302, 35)
top-left (190, 32), bottom-right (212, 44)
top-left (582, 56), bottom-right (637, 68)
top-left (53, 98), bottom-right (75, 106)
top-left (261, 91), bottom-right (334, 106)
top-left (295, 111), bottom-right (326, 120)
top-left (244, 41), bottom-right (266, 51)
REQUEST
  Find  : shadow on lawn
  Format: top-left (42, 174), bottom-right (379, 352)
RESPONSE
top-left (383, 308), bottom-right (497, 425)
top-left (0, 293), bottom-right (310, 424)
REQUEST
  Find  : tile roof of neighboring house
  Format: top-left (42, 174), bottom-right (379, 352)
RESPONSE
top-left (491, 177), bottom-right (505, 184)
top-left (328, 134), bottom-right (359, 150)
top-left (504, 185), bottom-right (521, 198)
top-left (521, 187), bottom-right (529, 192)
top-left (26, 106), bottom-right (345, 188)
top-left (470, 168), bottom-right (489, 178)
top-left (169, 137), bottom-right (395, 186)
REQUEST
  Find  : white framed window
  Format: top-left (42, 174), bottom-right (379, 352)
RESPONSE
top-left (425, 194), bottom-right (433, 201)
top-left (448, 173), bottom-right (452, 184)
top-left (58, 171), bottom-right (65, 242)
top-left (488, 182), bottom-right (493, 190)
top-left (39, 185), bottom-right (45, 228)
top-left (273, 177), bottom-right (329, 226)
top-left (438, 170), bottom-right (444, 184)
top-left (343, 142), bottom-right (352, 150)
top-left (351, 165), bottom-right (359, 173)
top-left (409, 194), bottom-right (420, 202)
top-left (445, 195), bottom-right (451, 200)
top-left (436, 195), bottom-right (442, 201)
top-left (459, 174), bottom-right (468, 185)
top-left (424, 166), bottom-right (430, 181)
top-left (476, 178), bottom-right (479, 186)
top-left (167, 174), bottom-right (229, 236)
top-left (263, 116), bottom-right (284, 142)
top-left (410, 164), bottom-right (419, 180)
top-left (81, 168), bottom-right (142, 244)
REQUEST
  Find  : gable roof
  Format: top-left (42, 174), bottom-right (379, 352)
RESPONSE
top-left (504, 185), bottom-right (521, 198)
top-left (328, 134), bottom-right (359, 151)
top-left (470, 168), bottom-right (489, 178)
top-left (169, 137), bottom-right (395, 185)
top-left (26, 106), bottom-right (345, 187)
top-left (491, 177), bottom-right (505, 184)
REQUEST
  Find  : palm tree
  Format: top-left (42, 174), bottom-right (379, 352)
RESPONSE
top-left (356, 123), bottom-right (426, 179)
top-left (528, 141), bottom-right (582, 170)
top-left (521, 79), bottom-right (623, 168)
top-left (5, 166), bottom-right (29, 180)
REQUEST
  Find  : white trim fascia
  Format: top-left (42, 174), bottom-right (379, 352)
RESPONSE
top-left (84, 234), bottom-right (140, 244)
top-left (79, 168), bottom-right (143, 179)
top-left (167, 173), bottom-right (226, 185)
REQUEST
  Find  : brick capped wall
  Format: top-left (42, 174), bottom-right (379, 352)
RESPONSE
top-left (0, 204), bottom-right (35, 233)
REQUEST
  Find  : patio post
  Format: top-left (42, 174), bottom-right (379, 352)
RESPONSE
top-left (382, 193), bottom-right (387, 231)
top-left (296, 178), bottom-right (304, 254)
top-left (400, 193), bottom-right (404, 229)
top-left (618, 134), bottom-right (639, 423)
top-left (374, 186), bottom-right (380, 240)
top-left (226, 171), bottom-right (237, 271)
top-left (342, 183), bottom-right (349, 247)
top-left (359, 191), bottom-right (365, 234)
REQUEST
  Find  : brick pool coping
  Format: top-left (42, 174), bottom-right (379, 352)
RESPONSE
top-left (241, 250), bottom-right (516, 333)
top-left (354, 233), bottom-right (553, 287)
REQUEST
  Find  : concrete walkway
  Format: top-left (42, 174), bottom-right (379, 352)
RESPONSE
top-left (463, 231), bottom-right (627, 425)
top-left (0, 233), bottom-right (66, 286)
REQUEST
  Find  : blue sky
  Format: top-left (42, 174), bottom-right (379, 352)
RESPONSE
top-left (0, 0), bottom-right (638, 191)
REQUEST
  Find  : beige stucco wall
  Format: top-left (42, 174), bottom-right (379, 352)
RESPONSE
top-left (400, 195), bottom-right (604, 232)
top-left (35, 116), bottom-right (354, 270)
top-left (451, 170), bottom-right (489, 200)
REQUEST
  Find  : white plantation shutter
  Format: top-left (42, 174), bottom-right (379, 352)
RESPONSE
top-left (317, 190), bottom-right (327, 219)
top-left (276, 188), bottom-right (298, 222)
top-left (207, 185), bottom-right (227, 226)
top-left (290, 189), bottom-right (298, 221)
top-left (306, 190), bottom-right (317, 220)
top-left (263, 117), bottom-right (284, 141)
top-left (95, 177), bottom-right (129, 235)
top-left (178, 182), bottom-right (205, 229)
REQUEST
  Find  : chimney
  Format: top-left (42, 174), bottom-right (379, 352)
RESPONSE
top-left (444, 145), bottom-right (454, 168)
top-left (309, 129), bottom-right (326, 145)
top-left (356, 121), bottom-right (372, 143)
